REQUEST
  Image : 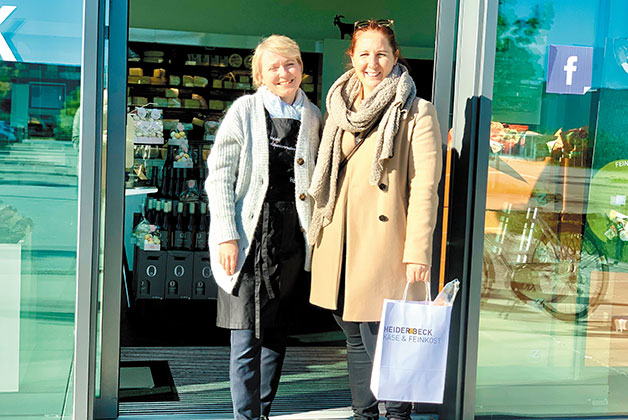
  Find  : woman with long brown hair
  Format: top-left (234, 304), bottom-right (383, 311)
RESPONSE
top-left (308, 20), bottom-right (443, 419)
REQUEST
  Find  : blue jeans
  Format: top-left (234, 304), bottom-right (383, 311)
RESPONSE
top-left (230, 328), bottom-right (287, 420)
top-left (334, 314), bottom-right (412, 420)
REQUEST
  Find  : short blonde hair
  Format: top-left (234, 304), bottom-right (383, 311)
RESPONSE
top-left (251, 35), bottom-right (303, 89)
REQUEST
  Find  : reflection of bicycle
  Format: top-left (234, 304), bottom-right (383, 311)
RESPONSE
top-left (482, 206), bottom-right (608, 322)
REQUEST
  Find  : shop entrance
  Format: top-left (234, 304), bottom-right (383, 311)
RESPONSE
top-left (94, 0), bottom-right (455, 418)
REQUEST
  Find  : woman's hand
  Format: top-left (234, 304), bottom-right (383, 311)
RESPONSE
top-left (406, 263), bottom-right (430, 284)
top-left (218, 240), bottom-right (239, 275)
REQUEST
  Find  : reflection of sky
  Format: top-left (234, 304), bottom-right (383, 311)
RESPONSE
top-left (508, 0), bottom-right (628, 88)
top-left (1, 0), bottom-right (83, 66)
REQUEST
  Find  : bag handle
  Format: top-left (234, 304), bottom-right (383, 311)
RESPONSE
top-left (402, 280), bottom-right (431, 303)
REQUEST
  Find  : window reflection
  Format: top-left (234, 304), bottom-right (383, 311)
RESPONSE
top-left (477, 0), bottom-right (628, 417)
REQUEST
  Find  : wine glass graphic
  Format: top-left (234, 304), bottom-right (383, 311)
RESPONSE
top-left (613, 37), bottom-right (628, 74)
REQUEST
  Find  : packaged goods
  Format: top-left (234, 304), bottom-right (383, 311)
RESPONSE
top-left (208, 100), bottom-right (224, 110)
top-left (167, 98), bottom-right (181, 108)
top-left (129, 68), bottom-right (143, 76)
top-left (182, 75), bottom-right (194, 87)
top-left (204, 120), bottom-right (220, 141)
top-left (303, 84), bottom-right (314, 93)
top-left (153, 97), bottom-right (168, 107)
top-left (192, 117), bottom-right (204, 127)
top-left (143, 56), bottom-right (164, 64)
top-left (162, 119), bottom-right (180, 130)
top-left (212, 79), bottom-right (222, 89)
top-left (183, 99), bottom-right (200, 109)
top-left (228, 54), bottom-right (243, 68)
top-left (194, 76), bottom-right (208, 87)
top-left (302, 74), bottom-right (313, 83)
top-left (128, 48), bottom-right (141, 62)
top-left (191, 93), bottom-right (208, 108)
top-left (153, 68), bottom-right (166, 78)
top-left (132, 96), bottom-right (148, 106)
top-left (131, 107), bottom-right (164, 145)
top-left (169, 75), bottom-right (180, 86)
top-left (150, 77), bottom-right (166, 85)
top-left (144, 50), bottom-right (164, 57)
top-left (138, 76), bottom-right (151, 84)
top-left (165, 88), bottom-right (179, 98)
top-left (128, 75), bottom-right (140, 84)
top-left (244, 55), bottom-right (253, 69)
top-left (239, 75), bottom-right (250, 83)
top-left (223, 80), bottom-right (233, 89)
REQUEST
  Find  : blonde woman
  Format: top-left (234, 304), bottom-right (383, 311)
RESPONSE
top-left (205, 35), bottom-right (321, 420)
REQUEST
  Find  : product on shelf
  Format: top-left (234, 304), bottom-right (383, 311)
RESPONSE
top-left (163, 119), bottom-right (179, 131)
top-left (182, 75), bottom-right (194, 87)
top-left (133, 201), bottom-right (162, 251)
top-left (167, 98), bottom-right (181, 108)
top-left (169, 123), bottom-right (193, 168)
top-left (144, 56), bottom-right (164, 64)
top-left (169, 75), bottom-right (180, 86)
top-left (184, 99), bottom-right (201, 109)
top-left (228, 54), bottom-right (243, 68)
top-left (131, 107), bottom-right (164, 145)
top-left (165, 88), bottom-right (179, 98)
top-left (193, 76), bottom-right (208, 87)
top-left (212, 79), bottom-right (222, 89)
top-left (204, 120), bottom-right (219, 141)
top-left (131, 96), bottom-right (148, 106)
top-left (129, 67), bottom-right (143, 76)
top-left (154, 97), bottom-right (168, 107)
top-left (195, 202), bottom-right (208, 250)
top-left (209, 100), bottom-right (224, 110)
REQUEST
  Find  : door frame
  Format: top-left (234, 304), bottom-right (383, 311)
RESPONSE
top-left (437, 0), bottom-right (499, 419)
top-left (74, 0), bottom-right (108, 418)
top-left (90, 0), bottom-right (467, 417)
top-left (93, 0), bottom-right (130, 417)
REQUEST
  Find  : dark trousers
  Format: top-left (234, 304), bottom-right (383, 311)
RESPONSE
top-left (230, 328), bottom-right (287, 420)
top-left (333, 314), bottom-right (412, 420)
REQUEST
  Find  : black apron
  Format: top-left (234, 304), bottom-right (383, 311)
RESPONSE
top-left (216, 112), bottom-right (307, 337)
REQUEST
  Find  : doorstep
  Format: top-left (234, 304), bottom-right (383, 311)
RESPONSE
top-left (118, 409), bottom-right (438, 419)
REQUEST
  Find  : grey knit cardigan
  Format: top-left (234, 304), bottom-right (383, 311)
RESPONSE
top-left (205, 90), bottom-right (322, 294)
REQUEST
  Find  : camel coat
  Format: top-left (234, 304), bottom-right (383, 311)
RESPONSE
top-left (310, 98), bottom-right (443, 321)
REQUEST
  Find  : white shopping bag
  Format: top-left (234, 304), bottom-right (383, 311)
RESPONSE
top-left (370, 280), bottom-right (457, 403)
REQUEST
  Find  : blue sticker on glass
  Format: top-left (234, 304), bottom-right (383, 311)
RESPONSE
top-left (547, 45), bottom-right (593, 95)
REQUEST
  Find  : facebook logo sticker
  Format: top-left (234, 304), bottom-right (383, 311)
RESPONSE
top-left (547, 45), bottom-right (593, 95)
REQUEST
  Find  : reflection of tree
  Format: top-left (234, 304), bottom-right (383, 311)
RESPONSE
top-left (0, 65), bottom-right (21, 122)
top-left (57, 86), bottom-right (80, 141)
top-left (493, 0), bottom-right (554, 122)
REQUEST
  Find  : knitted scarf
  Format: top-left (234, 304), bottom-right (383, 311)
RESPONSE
top-left (308, 63), bottom-right (416, 245)
top-left (259, 85), bottom-right (306, 121)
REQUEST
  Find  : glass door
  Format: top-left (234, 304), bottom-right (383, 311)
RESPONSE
top-left (0, 0), bottom-right (105, 419)
top-left (476, 0), bottom-right (628, 417)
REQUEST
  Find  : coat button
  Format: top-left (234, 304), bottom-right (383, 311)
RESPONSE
top-left (379, 215), bottom-right (388, 222)
top-left (378, 183), bottom-right (387, 191)
top-left (299, 193), bottom-right (307, 201)
top-left (297, 157), bottom-right (305, 165)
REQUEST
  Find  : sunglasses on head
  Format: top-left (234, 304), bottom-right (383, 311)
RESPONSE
top-left (353, 19), bottom-right (395, 31)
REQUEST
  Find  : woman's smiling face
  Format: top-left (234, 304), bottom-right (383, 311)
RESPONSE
top-left (350, 30), bottom-right (397, 98)
top-left (259, 50), bottom-right (303, 104)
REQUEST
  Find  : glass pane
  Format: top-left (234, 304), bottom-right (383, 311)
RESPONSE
top-left (476, 0), bottom-right (628, 417)
top-left (0, 1), bottom-right (84, 418)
